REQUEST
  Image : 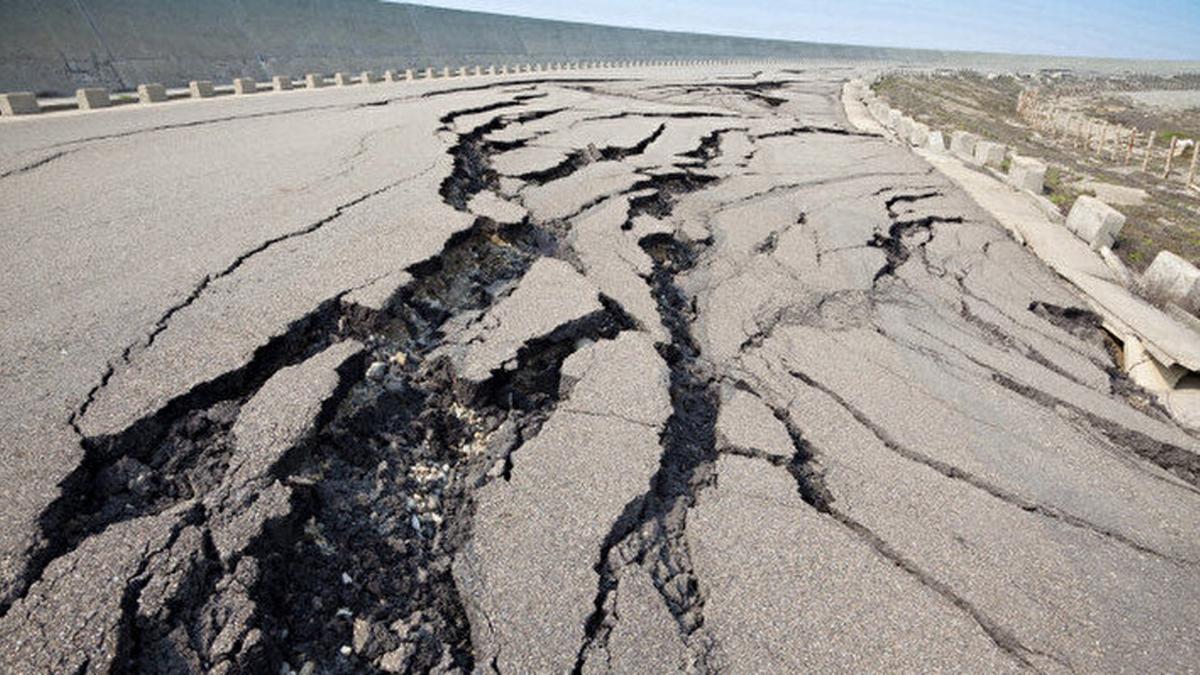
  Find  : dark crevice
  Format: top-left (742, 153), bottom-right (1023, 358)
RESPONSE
top-left (515, 122), bottom-right (667, 186)
top-left (574, 167), bottom-right (723, 673)
top-left (438, 105), bottom-right (568, 210)
top-left (788, 368), bottom-right (1190, 562)
top-left (729, 378), bottom-right (1051, 671)
top-left (868, 192), bottom-right (963, 282)
top-left (0, 150), bottom-right (72, 180)
top-left (992, 373), bottom-right (1200, 488)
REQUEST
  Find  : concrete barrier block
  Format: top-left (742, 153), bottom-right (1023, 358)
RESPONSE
top-left (910, 122), bottom-right (929, 147)
top-left (190, 80), bottom-right (215, 98)
top-left (76, 87), bottom-right (111, 110)
top-left (473, 66), bottom-right (483, 76)
top-left (1066, 195), bottom-right (1126, 250)
top-left (405, 69), bottom-right (415, 81)
top-left (442, 67), bottom-right (451, 77)
top-left (1008, 156), bottom-right (1046, 193)
top-left (424, 67), bottom-right (434, 79)
top-left (305, 74), bottom-right (325, 89)
top-left (949, 131), bottom-right (978, 160)
top-left (272, 76), bottom-right (292, 92)
top-left (499, 64), bottom-right (509, 74)
top-left (1141, 250), bottom-right (1200, 306)
top-left (927, 130), bottom-right (946, 153)
top-left (487, 65), bottom-right (496, 75)
top-left (383, 70), bottom-right (399, 82)
top-left (335, 72), bottom-right (353, 86)
top-left (360, 71), bottom-right (378, 84)
top-left (0, 92), bottom-right (40, 115)
top-left (137, 83), bottom-right (167, 104)
top-left (233, 78), bottom-right (257, 95)
top-left (973, 141), bottom-right (1006, 168)
top-left (886, 109), bottom-right (902, 129)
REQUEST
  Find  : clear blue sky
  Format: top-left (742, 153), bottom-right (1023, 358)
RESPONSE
top-left (404, 0), bottom-right (1200, 60)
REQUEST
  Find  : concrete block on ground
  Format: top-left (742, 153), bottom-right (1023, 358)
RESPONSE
top-left (335, 72), bottom-right (353, 86)
top-left (360, 71), bottom-right (378, 84)
top-left (973, 140), bottom-right (1007, 168)
top-left (405, 69), bottom-right (415, 80)
top-left (910, 122), bottom-right (929, 147)
top-left (457, 66), bottom-right (468, 77)
top-left (0, 92), bottom-right (39, 115)
top-left (1008, 156), bottom-right (1046, 193)
top-left (383, 70), bottom-right (399, 82)
top-left (424, 68), bottom-right (434, 79)
top-left (271, 76), bottom-right (292, 92)
top-left (927, 130), bottom-right (946, 152)
top-left (887, 108), bottom-right (903, 129)
top-left (1065, 195), bottom-right (1126, 250)
top-left (442, 67), bottom-right (451, 77)
top-left (233, 78), bottom-right (257, 95)
top-left (190, 80), bottom-right (215, 98)
top-left (76, 87), bottom-right (111, 110)
top-left (137, 83), bottom-right (167, 103)
top-left (1141, 250), bottom-right (1200, 307)
top-left (949, 131), bottom-right (979, 160)
top-left (868, 101), bottom-right (889, 125)
top-left (305, 74), bottom-right (325, 89)
top-left (474, 66), bottom-right (483, 76)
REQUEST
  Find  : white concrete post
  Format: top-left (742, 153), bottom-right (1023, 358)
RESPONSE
top-left (190, 80), bottom-right (216, 98)
top-left (137, 83), bottom-right (167, 103)
top-left (272, 76), bottom-right (292, 91)
top-left (0, 92), bottom-right (40, 115)
top-left (305, 74), bottom-right (325, 89)
top-left (76, 87), bottom-right (111, 109)
top-left (334, 72), bottom-right (353, 86)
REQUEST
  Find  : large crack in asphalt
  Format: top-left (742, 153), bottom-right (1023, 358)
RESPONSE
top-left (726, 376), bottom-right (1055, 672)
top-left (2, 94), bottom-right (639, 673)
top-left (574, 170), bottom-right (725, 672)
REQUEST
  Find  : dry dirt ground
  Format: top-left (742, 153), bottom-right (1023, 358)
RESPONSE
top-left (1, 65), bottom-right (1199, 674)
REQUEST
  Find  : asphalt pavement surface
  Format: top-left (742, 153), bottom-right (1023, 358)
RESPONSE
top-left (1, 64), bottom-right (1198, 674)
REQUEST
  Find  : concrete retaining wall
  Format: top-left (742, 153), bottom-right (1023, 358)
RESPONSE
top-left (5, 0), bottom-right (1200, 96)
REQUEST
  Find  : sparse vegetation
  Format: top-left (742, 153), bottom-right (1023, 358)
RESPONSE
top-left (873, 71), bottom-right (1200, 272)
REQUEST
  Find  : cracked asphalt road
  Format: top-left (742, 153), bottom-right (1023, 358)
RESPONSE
top-left (1, 65), bottom-right (1198, 674)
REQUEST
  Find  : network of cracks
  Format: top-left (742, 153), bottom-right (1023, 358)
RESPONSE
top-left (3, 76), bottom-right (1197, 675)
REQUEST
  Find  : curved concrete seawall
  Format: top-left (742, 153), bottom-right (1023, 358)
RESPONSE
top-left (3, 0), bottom-right (1200, 96)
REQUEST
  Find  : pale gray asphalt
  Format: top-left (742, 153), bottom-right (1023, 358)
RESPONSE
top-left (1, 65), bottom-right (1198, 674)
